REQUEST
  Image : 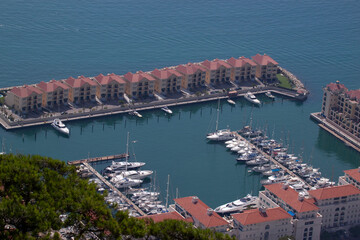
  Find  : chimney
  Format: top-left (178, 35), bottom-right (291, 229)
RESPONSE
top-left (259, 207), bottom-right (267, 214)
top-left (207, 208), bottom-right (214, 216)
top-left (192, 196), bottom-right (198, 204)
top-left (282, 182), bottom-right (289, 190)
top-left (298, 192), bottom-right (305, 202)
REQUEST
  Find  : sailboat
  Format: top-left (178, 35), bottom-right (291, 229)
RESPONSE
top-left (206, 99), bottom-right (234, 141)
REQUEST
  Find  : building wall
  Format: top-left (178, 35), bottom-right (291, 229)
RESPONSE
top-left (255, 63), bottom-right (277, 80)
top-left (153, 76), bottom-right (181, 95)
top-left (125, 79), bottom-right (155, 98)
top-left (232, 65), bottom-right (256, 82)
top-left (96, 81), bottom-right (125, 101)
top-left (205, 67), bottom-right (231, 84)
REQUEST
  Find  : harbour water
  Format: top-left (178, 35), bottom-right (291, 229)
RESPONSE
top-left (0, 0), bottom-right (359, 208)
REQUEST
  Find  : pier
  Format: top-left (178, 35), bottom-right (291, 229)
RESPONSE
top-left (82, 162), bottom-right (147, 216)
top-left (232, 132), bottom-right (312, 189)
top-left (68, 153), bottom-right (128, 165)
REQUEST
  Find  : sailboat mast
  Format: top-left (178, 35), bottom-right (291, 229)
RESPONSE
top-left (126, 132), bottom-right (129, 171)
top-left (216, 99), bottom-right (220, 131)
top-left (165, 174), bottom-right (170, 209)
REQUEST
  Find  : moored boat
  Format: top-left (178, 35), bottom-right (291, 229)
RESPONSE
top-left (161, 106), bottom-right (173, 114)
top-left (265, 91), bottom-right (275, 99)
top-left (214, 194), bottom-right (258, 214)
top-left (227, 99), bottom-right (236, 105)
top-left (244, 92), bottom-right (261, 105)
top-left (51, 119), bottom-right (70, 135)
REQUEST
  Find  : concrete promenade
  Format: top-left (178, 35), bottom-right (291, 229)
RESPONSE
top-left (0, 86), bottom-right (306, 130)
top-left (68, 153), bottom-right (128, 165)
top-left (310, 112), bottom-right (360, 153)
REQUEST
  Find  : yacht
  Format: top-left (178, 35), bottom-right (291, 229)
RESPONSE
top-left (161, 106), bottom-right (173, 114)
top-left (112, 170), bottom-right (153, 180)
top-left (207, 99), bottom-right (234, 141)
top-left (214, 194), bottom-right (258, 214)
top-left (244, 92), bottom-right (261, 105)
top-left (265, 91), bottom-right (275, 99)
top-left (51, 119), bottom-right (70, 135)
top-left (105, 161), bottom-right (146, 172)
top-left (113, 177), bottom-right (143, 188)
top-left (129, 110), bottom-right (142, 118)
top-left (227, 99), bottom-right (236, 105)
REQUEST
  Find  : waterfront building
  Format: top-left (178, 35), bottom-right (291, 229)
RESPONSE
top-left (170, 196), bottom-right (229, 232)
top-left (259, 183), bottom-right (322, 240)
top-left (338, 167), bottom-right (360, 188)
top-left (251, 54), bottom-right (278, 82)
top-left (94, 73), bottom-right (125, 101)
top-left (321, 82), bottom-right (360, 140)
top-left (231, 207), bottom-right (293, 240)
top-left (200, 59), bottom-right (232, 85)
top-left (150, 68), bottom-right (182, 95)
top-left (63, 76), bottom-right (98, 104)
top-left (175, 63), bottom-right (206, 90)
top-left (123, 71), bottom-right (155, 98)
top-left (226, 57), bottom-right (256, 82)
top-left (5, 85), bottom-right (43, 113)
top-left (36, 80), bottom-right (69, 108)
top-left (308, 184), bottom-right (360, 231)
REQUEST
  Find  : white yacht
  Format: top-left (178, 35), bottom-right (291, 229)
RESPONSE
top-left (51, 119), bottom-right (70, 135)
top-left (113, 177), bottom-right (143, 188)
top-left (161, 106), bottom-right (173, 114)
top-left (214, 194), bottom-right (258, 214)
top-left (129, 110), bottom-right (142, 118)
top-left (227, 99), bottom-right (236, 105)
top-left (106, 161), bottom-right (146, 171)
top-left (112, 170), bottom-right (153, 180)
top-left (244, 92), bottom-right (261, 105)
top-left (207, 99), bottom-right (234, 141)
top-left (265, 91), bottom-right (275, 99)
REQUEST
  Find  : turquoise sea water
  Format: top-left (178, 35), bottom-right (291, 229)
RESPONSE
top-left (0, 0), bottom-right (359, 208)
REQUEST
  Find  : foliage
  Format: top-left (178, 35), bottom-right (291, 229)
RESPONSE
top-left (276, 74), bottom-right (293, 90)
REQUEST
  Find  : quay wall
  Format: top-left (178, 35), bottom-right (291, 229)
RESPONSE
top-left (278, 66), bottom-right (308, 93)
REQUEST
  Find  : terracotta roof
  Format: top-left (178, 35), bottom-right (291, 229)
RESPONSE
top-left (264, 183), bottom-right (319, 213)
top-left (346, 90), bottom-right (360, 102)
top-left (326, 82), bottom-right (348, 93)
top-left (174, 196), bottom-right (228, 228)
top-left (151, 68), bottom-right (182, 79)
top-left (232, 207), bottom-right (292, 225)
top-left (251, 54), bottom-right (278, 65)
top-left (175, 63), bottom-right (207, 75)
top-left (9, 85), bottom-right (43, 98)
top-left (95, 73), bottom-right (125, 86)
top-left (123, 71), bottom-right (155, 83)
top-left (36, 80), bottom-right (69, 93)
top-left (344, 168), bottom-right (360, 183)
top-left (64, 76), bottom-right (98, 88)
top-left (309, 184), bottom-right (360, 200)
top-left (227, 57), bottom-right (256, 68)
top-left (138, 211), bottom-right (193, 223)
top-left (201, 59), bottom-right (232, 71)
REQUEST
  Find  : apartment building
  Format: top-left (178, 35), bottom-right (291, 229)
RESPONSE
top-left (259, 183), bottom-right (322, 240)
top-left (175, 63), bottom-right (206, 89)
top-left (321, 82), bottom-right (360, 139)
top-left (231, 207), bottom-right (293, 240)
top-left (63, 76), bottom-right (98, 104)
top-left (339, 167), bottom-right (360, 188)
top-left (94, 73), bottom-right (125, 101)
top-left (36, 80), bottom-right (69, 108)
top-left (200, 59), bottom-right (232, 84)
top-left (251, 54), bottom-right (278, 81)
top-left (123, 71), bottom-right (155, 98)
top-left (150, 68), bottom-right (182, 95)
top-left (5, 85), bottom-right (43, 113)
top-left (226, 57), bottom-right (256, 82)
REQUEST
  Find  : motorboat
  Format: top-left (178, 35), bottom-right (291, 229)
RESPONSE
top-left (227, 99), bottom-right (236, 105)
top-left (214, 194), bottom-right (258, 214)
top-left (161, 106), bottom-right (173, 114)
top-left (51, 119), bottom-right (70, 135)
top-left (244, 92), bottom-right (261, 105)
top-left (265, 91), bottom-right (275, 99)
top-left (112, 170), bottom-right (153, 180)
top-left (113, 177), bottom-right (143, 188)
top-left (105, 161), bottom-right (146, 172)
top-left (129, 110), bottom-right (142, 118)
top-left (252, 164), bottom-right (271, 173)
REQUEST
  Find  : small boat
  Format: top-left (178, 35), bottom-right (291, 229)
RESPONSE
top-left (214, 194), bottom-right (258, 214)
top-left (161, 106), bottom-right (173, 114)
top-left (129, 110), bottom-right (142, 118)
top-left (265, 91), bottom-right (275, 99)
top-left (227, 99), bottom-right (236, 105)
top-left (51, 119), bottom-right (70, 135)
top-left (244, 92), bottom-right (261, 105)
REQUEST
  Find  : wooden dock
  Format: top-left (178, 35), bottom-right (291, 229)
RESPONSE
top-left (83, 162), bottom-right (147, 216)
top-left (233, 132), bottom-right (312, 189)
top-left (68, 153), bottom-right (128, 165)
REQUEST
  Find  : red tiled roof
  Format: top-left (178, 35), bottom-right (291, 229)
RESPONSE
top-left (36, 80), bottom-right (69, 93)
top-left (151, 68), bottom-right (182, 79)
top-left (138, 211), bottom-right (193, 223)
top-left (232, 207), bottom-right (292, 225)
top-left (174, 196), bottom-right (228, 228)
top-left (251, 54), bottom-right (278, 65)
top-left (123, 71), bottom-right (155, 83)
top-left (227, 57), bottom-right (256, 68)
top-left (175, 63), bottom-right (207, 75)
top-left (309, 184), bottom-right (360, 200)
top-left (10, 85), bottom-right (43, 98)
top-left (201, 59), bottom-right (232, 71)
top-left (64, 76), bottom-right (98, 88)
top-left (95, 73), bottom-right (125, 85)
top-left (326, 82), bottom-right (348, 93)
top-left (264, 183), bottom-right (319, 213)
top-left (346, 90), bottom-right (360, 102)
top-left (344, 168), bottom-right (360, 183)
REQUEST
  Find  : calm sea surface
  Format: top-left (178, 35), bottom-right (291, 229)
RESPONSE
top-left (0, 0), bottom-right (359, 208)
